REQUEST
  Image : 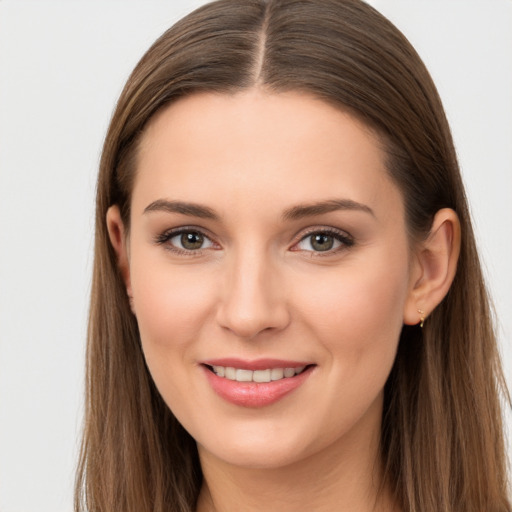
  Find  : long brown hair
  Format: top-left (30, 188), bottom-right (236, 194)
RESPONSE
top-left (76, 1), bottom-right (511, 511)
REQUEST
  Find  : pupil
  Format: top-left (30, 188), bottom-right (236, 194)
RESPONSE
top-left (311, 234), bottom-right (333, 251)
top-left (181, 232), bottom-right (203, 250)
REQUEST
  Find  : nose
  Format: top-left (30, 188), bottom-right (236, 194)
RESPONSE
top-left (215, 249), bottom-right (291, 340)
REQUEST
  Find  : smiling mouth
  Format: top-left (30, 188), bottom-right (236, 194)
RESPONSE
top-left (205, 365), bottom-right (310, 383)
top-left (202, 362), bottom-right (315, 407)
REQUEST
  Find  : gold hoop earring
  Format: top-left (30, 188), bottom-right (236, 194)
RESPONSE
top-left (418, 309), bottom-right (425, 328)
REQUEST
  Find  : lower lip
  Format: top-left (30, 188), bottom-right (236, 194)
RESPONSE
top-left (202, 365), bottom-right (314, 408)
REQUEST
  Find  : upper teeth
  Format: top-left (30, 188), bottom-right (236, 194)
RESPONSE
top-left (212, 366), bottom-right (306, 383)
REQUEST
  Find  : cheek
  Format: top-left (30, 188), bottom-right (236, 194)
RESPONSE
top-left (287, 252), bottom-right (410, 442)
top-left (128, 257), bottom-right (220, 420)
top-left (130, 255), bottom-right (216, 349)
top-left (128, 252), bottom-right (220, 409)
top-left (297, 249), bottom-right (410, 373)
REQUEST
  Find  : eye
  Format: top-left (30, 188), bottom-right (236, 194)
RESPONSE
top-left (294, 229), bottom-right (353, 253)
top-left (172, 231), bottom-right (212, 250)
top-left (155, 228), bottom-right (215, 253)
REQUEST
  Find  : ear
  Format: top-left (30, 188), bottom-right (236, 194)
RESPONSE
top-left (106, 205), bottom-right (133, 301)
top-left (403, 208), bottom-right (461, 326)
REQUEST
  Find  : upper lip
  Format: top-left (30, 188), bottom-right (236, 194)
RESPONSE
top-left (201, 358), bottom-right (314, 371)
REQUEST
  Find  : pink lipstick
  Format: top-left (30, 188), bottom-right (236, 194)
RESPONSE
top-left (201, 358), bottom-right (314, 408)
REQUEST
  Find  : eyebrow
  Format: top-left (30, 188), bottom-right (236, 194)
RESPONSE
top-left (143, 198), bottom-right (374, 222)
top-left (143, 199), bottom-right (219, 220)
top-left (282, 199), bottom-right (375, 220)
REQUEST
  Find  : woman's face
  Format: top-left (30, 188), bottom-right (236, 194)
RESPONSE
top-left (118, 90), bottom-right (420, 469)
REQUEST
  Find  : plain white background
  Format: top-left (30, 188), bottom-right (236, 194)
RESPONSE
top-left (0, 1), bottom-right (511, 510)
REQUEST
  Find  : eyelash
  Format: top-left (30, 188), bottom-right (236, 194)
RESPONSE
top-left (154, 227), bottom-right (218, 256)
top-left (154, 226), bottom-right (354, 256)
top-left (291, 228), bottom-right (354, 256)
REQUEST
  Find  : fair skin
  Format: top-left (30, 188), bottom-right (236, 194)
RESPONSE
top-left (107, 89), bottom-right (460, 512)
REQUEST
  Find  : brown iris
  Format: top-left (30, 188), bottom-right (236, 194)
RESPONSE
top-left (181, 232), bottom-right (204, 250)
top-left (310, 233), bottom-right (334, 251)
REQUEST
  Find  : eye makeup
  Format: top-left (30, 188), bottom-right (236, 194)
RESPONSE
top-left (153, 223), bottom-right (355, 259)
top-left (153, 226), bottom-right (219, 256)
top-left (292, 227), bottom-right (355, 255)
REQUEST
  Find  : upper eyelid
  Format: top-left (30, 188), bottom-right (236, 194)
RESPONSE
top-left (290, 226), bottom-right (354, 252)
top-left (154, 226), bottom-right (218, 248)
top-left (154, 225), bottom-right (353, 247)
top-left (159, 225), bottom-right (215, 239)
top-left (293, 225), bottom-right (353, 241)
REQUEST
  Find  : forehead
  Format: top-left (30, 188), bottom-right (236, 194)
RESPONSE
top-left (133, 89), bottom-right (402, 220)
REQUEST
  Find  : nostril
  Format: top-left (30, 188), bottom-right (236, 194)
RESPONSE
top-left (216, 300), bottom-right (291, 340)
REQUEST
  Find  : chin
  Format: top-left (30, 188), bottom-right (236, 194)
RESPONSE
top-left (193, 413), bottom-right (344, 471)
top-left (200, 437), bottom-right (313, 470)
top-left (191, 391), bottom-right (385, 472)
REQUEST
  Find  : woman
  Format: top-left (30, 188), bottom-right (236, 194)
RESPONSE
top-left (75, 1), bottom-right (511, 511)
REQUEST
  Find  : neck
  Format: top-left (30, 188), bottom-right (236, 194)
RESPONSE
top-left (196, 401), bottom-right (398, 512)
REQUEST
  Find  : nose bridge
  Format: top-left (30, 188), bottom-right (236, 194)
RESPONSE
top-left (217, 243), bottom-right (289, 339)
